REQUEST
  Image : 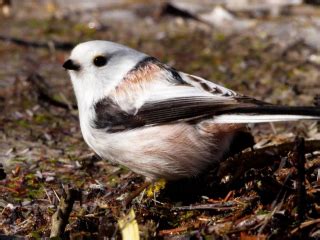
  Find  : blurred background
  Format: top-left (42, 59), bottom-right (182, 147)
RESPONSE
top-left (1, 0), bottom-right (320, 238)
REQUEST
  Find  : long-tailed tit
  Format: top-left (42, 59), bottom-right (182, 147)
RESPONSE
top-left (63, 41), bottom-right (320, 180)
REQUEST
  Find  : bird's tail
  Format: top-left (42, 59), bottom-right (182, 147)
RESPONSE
top-left (213, 106), bottom-right (320, 124)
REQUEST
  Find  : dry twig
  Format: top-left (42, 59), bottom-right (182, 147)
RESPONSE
top-left (293, 137), bottom-right (306, 222)
top-left (50, 188), bottom-right (81, 238)
top-left (26, 73), bottom-right (77, 110)
top-left (0, 34), bottom-right (74, 50)
top-left (172, 201), bottom-right (239, 211)
top-left (291, 218), bottom-right (320, 235)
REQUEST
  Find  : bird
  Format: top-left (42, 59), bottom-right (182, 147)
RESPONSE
top-left (63, 40), bottom-right (320, 181)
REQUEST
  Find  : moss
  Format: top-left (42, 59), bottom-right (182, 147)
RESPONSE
top-left (34, 114), bottom-right (50, 124)
top-left (16, 119), bottom-right (30, 128)
top-left (73, 23), bottom-right (97, 38)
top-left (27, 188), bottom-right (45, 199)
top-left (30, 231), bottom-right (42, 239)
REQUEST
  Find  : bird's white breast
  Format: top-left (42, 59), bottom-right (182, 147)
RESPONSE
top-left (80, 115), bottom-right (235, 180)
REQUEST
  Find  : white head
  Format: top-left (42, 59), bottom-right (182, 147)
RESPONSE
top-left (63, 40), bottom-right (147, 109)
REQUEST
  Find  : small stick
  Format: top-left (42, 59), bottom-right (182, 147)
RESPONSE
top-left (50, 188), bottom-right (81, 238)
top-left (26, 73), bottom-right (77, 110)
top-left (0, 34), bottom-right (74, 50)
top-left (158, 226), bottom-right (189, 236)
top-left (172, 202), bottom-right (239, 211)
top-left (293, 137), bottom-right (306, 222)
top-left (291, 218), bottom-right (320, 235)
top-left (314, 94), bottom-right (320, 132)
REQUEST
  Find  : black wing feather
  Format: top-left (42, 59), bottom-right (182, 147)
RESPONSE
top-left (92, 96), bottom-right (255, 132)
top-left (93, 96), bottom-right (320, 133)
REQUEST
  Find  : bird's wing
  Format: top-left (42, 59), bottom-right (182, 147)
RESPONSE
top-left (93, 92), bottom-right (254, 132)
top-left (93, 57), bottom-right (320, 132)
top-left (126, 69), bottom-right (271, 126)
top-left (93, 58), bottom-right (260, 132)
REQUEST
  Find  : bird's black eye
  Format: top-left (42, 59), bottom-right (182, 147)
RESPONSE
top-left (93, 56), bottom-right (107, 67)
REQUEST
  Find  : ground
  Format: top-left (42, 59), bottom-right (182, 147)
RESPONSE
top-left (1, 1), bottom-right (320, 239)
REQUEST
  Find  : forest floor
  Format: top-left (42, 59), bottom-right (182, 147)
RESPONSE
top-left (1, 1), bottom-right (320, 239)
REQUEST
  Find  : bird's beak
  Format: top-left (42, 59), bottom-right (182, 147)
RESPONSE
top-left (63, 59), bottom-right (80, 71)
